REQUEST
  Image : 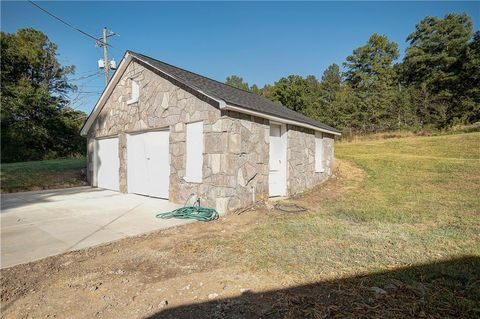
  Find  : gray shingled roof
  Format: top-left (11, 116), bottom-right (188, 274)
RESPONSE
top-left (129, 51), bottom-right (341, 134)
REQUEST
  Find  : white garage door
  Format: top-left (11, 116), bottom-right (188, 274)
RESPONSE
top-left (127, 130), bottom-right (170, 199)
top-left (95, 137), bottom-right (120, 191)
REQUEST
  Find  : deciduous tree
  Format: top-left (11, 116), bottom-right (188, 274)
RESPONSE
top-left (1, 28), bottom-right (86, 162)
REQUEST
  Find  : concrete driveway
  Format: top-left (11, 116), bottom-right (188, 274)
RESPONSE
top-left (1, 187), bottom-right (187, 268)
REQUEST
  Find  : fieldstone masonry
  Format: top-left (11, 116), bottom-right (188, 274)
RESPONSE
top-left (287, 126), bottom-right (334, 195)
top-left (87, 60), bottom-right (335, 214)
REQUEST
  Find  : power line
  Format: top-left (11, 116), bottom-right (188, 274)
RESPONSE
top-left (28, 1), bottom-right (112, 48)
top-left (28, 1), bottom-right (120, 88)
top-left (68, 72), bottom-right (103, 82)
top-left (71, 68), bottom-right (101, 76)
top-left (75, 91), bottom-right (103, 94)
top-left (71, 72), bottom-right (102, 81)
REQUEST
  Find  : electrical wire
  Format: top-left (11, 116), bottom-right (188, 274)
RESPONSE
top-left (74, 91), bottom-right (102, 94)
top-left (28, 1), bottom-right (112, 48)
top-left (68, 72), bottom-right (103, 82)
top-left (70, 68), bottom-right (101, 76)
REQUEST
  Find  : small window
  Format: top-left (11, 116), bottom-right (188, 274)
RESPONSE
top-left (185, 121), bottom-right (203, 183)
top-left (127, 80), bottom-right (139, 104)
top-left (315, 131), bottom-right (324, 173)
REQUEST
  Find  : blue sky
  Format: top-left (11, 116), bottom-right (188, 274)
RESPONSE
top-left (2, 1), bottom-right (479, 113)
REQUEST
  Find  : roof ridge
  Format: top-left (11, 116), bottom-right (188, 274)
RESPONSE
top-left (129, 51), bottom-right (260, 97)
top-left (125, 50), bottom-right (340, 134)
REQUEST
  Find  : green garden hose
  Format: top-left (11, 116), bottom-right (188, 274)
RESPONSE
top-left (156, 201), bottom-right (219, 222)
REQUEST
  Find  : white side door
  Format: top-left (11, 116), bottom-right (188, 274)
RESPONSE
top-left (144, 131), bottom-right (170, 198)
top-left (269, 124), bottom-right (287, 197)
top-left (95, 137), bottom-right (120, 191)
top-left (127, 131), bottom-right (170, 199)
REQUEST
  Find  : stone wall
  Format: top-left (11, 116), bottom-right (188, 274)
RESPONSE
top-left (169, 110), bottom-right (270, 213)
top-left (87, 60), bottom-right (222, 206)
top-left (213, 111), bottom-right (270, 212)
top-left (87, 58), bottom-right (335, 214)
top-left (287, 125), bottom-right (334, 195)
top-left (86, 60), bottom-right (271, 213)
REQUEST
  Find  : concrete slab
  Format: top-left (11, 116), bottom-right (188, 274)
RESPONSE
top-left (1, 187), bottom-right (186, 268)
top-left (68, 228), bottom-right (128, 251)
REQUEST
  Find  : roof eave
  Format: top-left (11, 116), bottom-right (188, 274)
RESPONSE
top-left (81, 51), bottom-right (341, 137)
top-left (223, 103), bottom-right (342, 136)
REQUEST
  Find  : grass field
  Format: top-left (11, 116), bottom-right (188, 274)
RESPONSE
top-left (218, 132), bottom-right (480, 316)
top-left (1, 158), bottom-right (87, 192)
top-left (1, 133), bottom-right (479, 318)
top-left (232, 132), bottom-right (480, 268)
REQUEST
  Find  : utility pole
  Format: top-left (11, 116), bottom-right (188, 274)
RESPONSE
top-left (97, 27), bottom-right (117, 86)
top-left (102, 27), bottom-right (109, 85)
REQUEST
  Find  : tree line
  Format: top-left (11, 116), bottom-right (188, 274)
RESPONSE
top-left (226, 13), bottom-right (479, 135)
top-left (1, 13), bottom-right (478, 163)
top-left (1, 28), bottom-right (87, 163)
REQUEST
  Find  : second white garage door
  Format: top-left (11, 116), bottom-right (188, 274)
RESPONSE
top-left (127, 130), bottom-right (170, 199)
top-left (95, 137), bottom-right (120, 191)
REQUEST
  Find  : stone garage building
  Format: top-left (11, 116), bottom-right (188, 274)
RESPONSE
top-left (81, 51), bottom-right (341, 214)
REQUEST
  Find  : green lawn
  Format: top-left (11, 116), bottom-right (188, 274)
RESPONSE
top-left (199, 132), bottom-right (480, 316)
top-left (335, 132), bottom-right (480, 225)
top-left (1, 158), bottom-right (87, 192)
top-left (238, 132), bottom-right (479, 266)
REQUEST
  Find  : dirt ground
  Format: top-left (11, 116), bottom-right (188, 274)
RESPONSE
top-left (0, 164), bottom-right (351, 319)
top-left (1, 159), bottom-right (478, 318)
top-left (1, 207), bottom-right (294, 319)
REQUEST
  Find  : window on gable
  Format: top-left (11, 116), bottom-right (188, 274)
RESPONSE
top-left (315, 131), bottom-right (324, 173)
top-left (127, 79), bottom-right (139, 104)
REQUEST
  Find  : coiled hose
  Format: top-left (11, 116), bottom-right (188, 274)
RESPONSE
top-left (156, 197), bottom-right (219, 222)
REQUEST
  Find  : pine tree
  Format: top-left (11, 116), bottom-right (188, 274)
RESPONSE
top-left (343, 33), bottom-right (400, 132)
top-left (401, 13), bottom-right (476, 126)
top-left (317, 64), bottom-right (342, 125)
top-left (225, 75), bottom-right (250, 91)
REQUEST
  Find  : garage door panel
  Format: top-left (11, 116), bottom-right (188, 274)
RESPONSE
top-left (145, 131), bottom-right (170, 198)
top-left (95, 138), bottom-right (120, 191)
top-left (127, 131), bottom-right (170, 199)
top-left (127, 134), bottom-right (149, 196)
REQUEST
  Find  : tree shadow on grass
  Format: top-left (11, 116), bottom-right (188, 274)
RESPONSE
top-left (148, 255), bottom-right (479, 318)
